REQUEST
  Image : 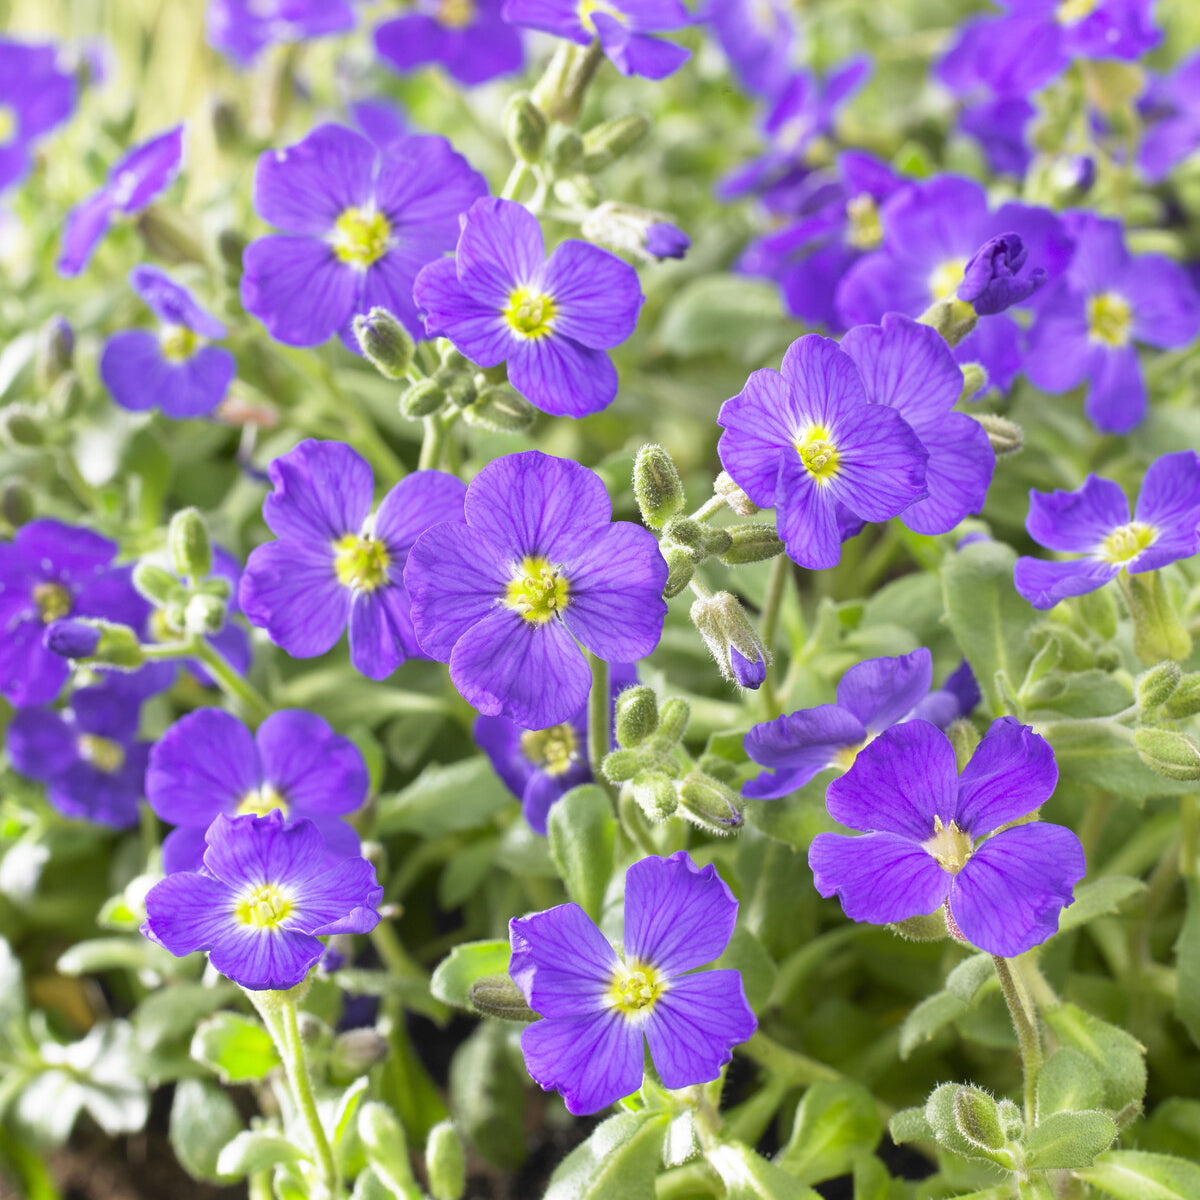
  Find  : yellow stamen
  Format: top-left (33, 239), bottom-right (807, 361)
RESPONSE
top-left (520, 724), bottom-right (579, 776)
top-left (1087, 292), bottom-right (1133, 347)
top-left (577, 0), bottom-right (625, 35)
top-left (504, 287), bottom-right (557, 338)
top-left (0, 105), bottom-right (18, 147)
top-left (923, 815), bottom-right (973, 874)
top-left (607, 959), bottom-right (666, 1017)
top-left (236, 784), bottom-right (288, 819)
top-left (235, 883), bottom-right (293, 929)
top-left (160, 323), bottom-right (199, 362)
top-left (78, 734), bottom-right (126, 775)
top-left (333, 534), bottom-right (391, 592)
top-left (438, 0), bottom-right (476, 26)
top-left (332, 207), bottom-right (392, 269)
top-left (794, 423), bottom-right (841, 484)
top-left (929, 257), bottom-right (968, 302)
top-left (505, 555), bottom-right (570, 625)
top-left (33, 582), bottom-right (72, 623)
top-left (1098, 520), bottom-right (1155, 565)
top-left (1057, 0), bottom-right (1098, 24)
top-left (845, 194), bottom-right (883, 250)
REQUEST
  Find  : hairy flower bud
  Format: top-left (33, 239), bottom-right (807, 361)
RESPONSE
top-left (505, 93), bottom-right (547, 163)
top-left (35, 315), bottom-right (75, 391)
top-left (662, 545), bottom-right (694, 598)
top-left (713, 471), bottom-right (758, 516)
top-left (468, 975), bottom-right (537, 1022)
top-left (531, 40), bottom-right (603, 124)
top-left (958, 361), bottom-right (988, 402)
top-left (168, 507), bottom-right (212, 579)
top-left (720, 523), bottom-right (785, 564)
top-left (545, 126), bottom-right (583, 173)
top-left (678, 771), bottom-right (743, 834)
top-left (582, 113), bottom-right (650, 172)
top-left (974, 413), bottom-right (1023, 456)
top-left (954, 1088), bottom-right (1007, 1152)
top-left (1137, 661), bottom-right (1182, 711)
top-left (580, 200), bottom-right (688, 262)
top-left (888, 912), bottom-right (949, 942)
top-left (631, 770), bottom-right (678, 821)
top-left (1, 480), bottom-right (34, 528)
top-left (920, 296), bottom-right (978, 347)
top-left (601, 748), bottom-right (644, 783)
top-left (329, 1028), bottom-right (389, 1083)
top-left (463, 384), bottom-right (536, 433)
top-left (45, 371), bottom-right (85, 420)
top-left (633, 443), bottom-right (685, 529)
top-left (1120, 571), bottom-right (1193, 666)
top-left (426, 1121), bottom-right (467, 1200)
top-left (133, 562), bottom-right (188, 608)
top-left (44, 618), bottom-right (101, 660)
top-left (0, 404), bottom-right (45, 448)
top-left (185, 592), bottom-right (228, 636)
top-left (355, 307), bottom-right (415, 380)
top-left (48, 619), bottom-right (144, 670)
top-left (656, 697), bottom-right (690, 746)
top-left (136, 204), bottom-right (205, 265)
top-left (691, 591), bottom-right (769, 690)
top-left (615, 685), bottom-right (659, 748)
top-left (1134, 728), bottom-right (1200, 781)
top-left (399, 378), bottom-right (447, 420)
top-left (1163, 674), bottom-right (1200, 720)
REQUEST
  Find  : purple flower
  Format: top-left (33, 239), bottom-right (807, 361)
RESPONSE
top-left (142, 811), bottom-right (382, 991)
top-left (57, 124), bottom-right (185, 277)
top-left (644, 222), bottom-right (689, 260)
top-left (705, 0), bottom-right (799, 100)
top-left (1013, 451), bottom-right (1200, 609)
top-left (405, 452), bottom-right (667, 730)
top-left (100, 265), bottom-right (235, 419)
top-left (476, 663), bottom-right (637, 835)
top-left (206, 0), bottom-right (356, 67)
top-left (44, 619), bottom-right (102, 659)
top-left (414, 198), bottom-right (643, 418)
top-left (1024, 212), bottom-right (1200, 433)
top-left (744, 648), bottom-right (979, 799)
top-left (739, 152), bottom-right (907, 333)
top-left (147, 707), bottom-right (369, 875)
top-left (718, 59), bottom-right (871, 212)
top-left (1138, 53), bottom-right (1200, 182)
top-left (501, 0), bottom-right (690, 80)
top-left (0, 39), bottom-right (77, 192)
top-left (717, 334), bottom-right (928, 570)
top-left (958, 233), bottom-right (1047, 315)
top-left (7, 685), bottom-right (150, 828)
top-left (0, 520), bottom-right (149, 707)
top-left (938, 0), bottom-right (1159, 101)
top-left (510, 852), bottom-right (756, 1115)
top-left (348, 99), bottom-right (408, 151)
top-left (375, 0), bottom-right (523, 87)
top-left (810, 718), bottom-right (1085, 957)
top-left (958, 98), bottom-right (1036, 178)
top-left (241, 124), bottom-right (487, 347)
top-left (239, 440), bottom-right (466, 680)
top-left (730, 645), bottom-right (766, 689)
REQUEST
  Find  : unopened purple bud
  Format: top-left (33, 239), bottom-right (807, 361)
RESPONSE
top-left (44, 619), bottom-right (101, 660)
top-left (958, 233), bottom-right (1046, 316)
top-left (645, 222), bottom-right (690, 261)
top-left (730, 645), bottom-right (766, 690)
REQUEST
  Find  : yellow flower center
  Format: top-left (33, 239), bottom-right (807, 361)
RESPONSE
top-left (235, 883), bottom-right (294, 929)
top-left (577, 0), bottom-right (625, 35)
top-left (1098, 520), bottom-right (1156, 565)
top-left (33, 582), bottom-right (72, 623)
top-left (504, 287), bottom-right (557, 338)
top-left (505, 556), bottom-right (570, 624)
top-left (333, 534), bottom-right (391, 592)
top-left (1087, 292), bottom-right (1133, 347)
top-left (520, 723), bottom-right (579, 776)
top-left (1057, 0), bottom-right (1098, 23)
top-left (0, 105), bottom-right (17, 147)
top-left (236, 784), bottom-right (288, 819)
top-left (845, 194), bottom-right (883, 250)
top-left (607, 960), bottom-right (666, 1016)
top-left (160, 323), bottom-right (199, 362)
top-left (923, 815), bottom-right (973, 874)
top-left (833, 742), bottom-right (865, 771)
top-left (929, 257), bottom-right (968, 302)
top-left (438, 0), bottom-right (476, 26)
top-left (332, 207), bottom-right (392, 269)
top-left (794, 423), bottom-right (840, 484)
top-left (78, 734), bottom-right (126, 775)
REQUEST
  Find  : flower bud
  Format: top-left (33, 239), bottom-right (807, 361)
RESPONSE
top-left (133, 562), bottom-right (188, 608)
top-left (0, 404), bottom-right (45, 448)
top-left (1120, 571), bottom-right (1192, 665)
top-left (208, 96), bottom-right (242, 154)
top-left (580, 201), bottom-right (687, 262)
top-left (505, 93), bottom-right (547, 163)
top-left (441, 373), bottom-right (477, 409)
top-left (691, 591), bottom-right (770, 690)
top-left (662, 545), bottom-right (694, 599)
top-left (582, 113), bottom-right (650, 172)
top-left (399, 378), bottom-right (447, 420)
top-left (664, 516), bottom-right (731, 561)
top-left (531, 40), bottom-right (603, 124)
top-left (468, 975), bottom-right (537, 1022)
top-left (545, 127), bottom-right (583, 173)
top-left (329, 1028), bottom-right (389, 1083)
top-left (601, 748), bottom-right (644, 783)
top-left (1163, 674), bottom-right (1200, 720)
top-left (633, 444), bottom-right (685, 529)
top-left (44, 618), bottom-right (101, 659)
top-left (1, 480), bottom-right (34, 528)
top-left (553, 175), bottom-right (599, 209)
top-left (136, 204), bottom-right (206, 265)
top-left (720, 523), bottom-right (785, 564)
top-left (426, 1121), bottom-right (466, 1200)
top-left (678, 771), bottom-right (743, 834)
top-left (1133, 728), bottom-right (1200, 781)
top-left (217, 228), bottom-right (248, 279)
top-left (888, 912), bottom-right (948, 942)
top-left (643, 223), bottom-right (690, 261)
top-left (1137, 661), bottom-right (1182, 711)
top-left (354, 307), bottom-right (415, 380)
top-left (946, 719), bottom-right (980, 773)
top-left (958, 362), bottom-right (987, 402)
top-left (920, 296), bottom-right (977, 347)
top-left (463, 384), bottom-right (536, 433)
top-left (185, 592), bottom-right (228, 635)
top-left (168, 507), bottom-right (212, 578)
top-left (656, 697), bottom-right (690, 746)
top-left (615, 685), bottom-right (659, 748)
top-left (35, 315), bottom-right (75, 391)
top-left (714, 471), bottom-right (758, 516)
top-left (45, 371), bottom-right (85, 420)
top-left (631, 770), bottom-right (678, 821)
top-left (48, 619), bottom-right (145, 670)
top-left (973, 413), bottom-right (1023, 456)
top-left (954, 1088), bottom-right (1007, 1152)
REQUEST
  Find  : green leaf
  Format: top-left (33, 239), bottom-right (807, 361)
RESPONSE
top-left (1075, 1150), bottom-right (1200, 1199)
top-left (888, 1106), bottom-right (933, 1145)
top-left (374, 758), bottom-right (514, 836)
top-left (922, 1083), bottom-right (1012, 1168)
top-left (1023, 1110), bottom-right (1116, 1169)
top-left (1135, 1097), bottom-right (1200, 1160)
top-left (940, 540), bottom-right (1035, 716)
top-left (449, 1023), bottom-right (528, 1172)
top-left (548, 785), bottom-right (615, 922)
top-left (134, 983), bottom-right (236, 1050)
top-left (1044, 1003), bottom-right (1147, 1112)
top-left (1174, 877), bottom-right (1200, 1047)
top-left (332, 1077), bottom-right (371, 1154)
top-left (1057, 876), bottom-right (1148, 934)
top-left (215, 1130), bottom-right (309, 1179)
top-left (1039, 720), bottom-right (1193, 802)
top-left (946, 954), bottom-right (996, 1004)
top-left (56, 936), bottom-right (180, 977)
top-left (543, 1109), bottom-right (669, 1200)
top-left (777, 1079), bottom-right (884, 1184)
top-left (899, 990), bottom-right (966, 1059)
top-left (169, 1078), bottom-right (243, 1183)
top-left (1037, 1048), bottom-right (1105, 1115)
top-left (190, 1012), bottom-right (280, 1083)
top-left (430, 940), bottom-right (512, 1013)
top-left (715, 926), bottom-right (777, 1012)
top-left (655, 276), bottom-right (793, 364)
top-left (708, 1141), bottom-right (822, 1200)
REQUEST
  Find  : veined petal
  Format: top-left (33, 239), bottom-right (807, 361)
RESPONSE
top-left (1025, 475), bottom-right (1130, 553)
top-left (821, 403), bottom-right (928, 523)
top-left (774, 456), bottom-right (843, 569)
top-left (1085, 344), bottom-right (1146, 435)
top-left (519, 1011), bottom-right (643, 1115)
top-left (241, 235), bottom-right (358, 347)
top-left (209, 925), bottom-right (325, 992)
top-left (1012, 556), bottom-right (1120, 609)
top-left (955, 717), bottom-right (1058, 836)
top-left (1132, 451), bottom-right (1200, 570)
top-left (509, 902), bottom-right (618, 1017)
top-left (900, 412), bottom-right (994, 536)
top-left (255, 710), bottom-right (368, 819)
top-left (239, 540), bottom-right (350, 658)
top-left (299, 857), bottom-right (383, 935)
top-left (645, 971), bottom-right (756, 1090)
top-left (454, 196), bottom-right (545, 303)
top-left (507, 335), bottom-right (619, 418)
top-left (745, 703), bottom-right (867, 770)
top-left (262, 439), bottom-right (374, 543)
top-left (413, 256), bottom-right (513, 367)
top-left (835, 648), bottom-right (933, 732)
top-left (778, 334), bottom-right (867, 425)
top-left (375, 470), bottom-right (467, 557)
top-left (717, 368), bottom-right (798, 509)
top-left (540, 239), bottom-right (644, 349)
top-left (142, 871), bottom-right (233, 956)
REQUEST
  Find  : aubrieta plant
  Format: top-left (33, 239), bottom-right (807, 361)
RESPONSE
top-left (3, 2), bottom-right (1200, 1199)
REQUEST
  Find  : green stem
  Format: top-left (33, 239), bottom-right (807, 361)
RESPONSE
top-left (190, 637), bottom-right (273, 726)
top-left (618, 790), bottom-right (660, 858)
top-left (759, 554), bottom-right (790, 719)
top-left (369, 920), bottom-right (425, 982)
top-left (418, 414), bottom-right (447, 470)
top-left (991, 956), bottom-right (1042, 1132)
top-left (499, 161), bottom-right (529, 201)
top-left (279, 997), bottom-right (339, 1198)
top-left (587, 651), bottom-right (614, 800)
top-left (1182, 794), bottom-right (1199, 879)
top-left (690, 495), bottom-right (727, 523)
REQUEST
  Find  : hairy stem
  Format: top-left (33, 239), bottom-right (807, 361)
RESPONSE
top-left (759, 554), bottom-right (790, 719)
top-left (992, 955), bottom-right (1042, 1131)
top-left (587, 651), bottom-right (613, 799)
